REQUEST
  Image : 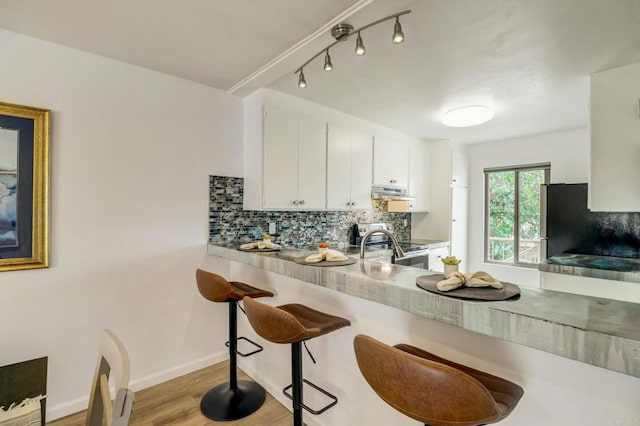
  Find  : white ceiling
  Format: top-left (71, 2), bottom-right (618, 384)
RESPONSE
top-left (1, 0), bottom-right (639, 144)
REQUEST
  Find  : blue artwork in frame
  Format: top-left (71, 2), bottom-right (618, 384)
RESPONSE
top-left (0, 102), bottom-right (49, 271)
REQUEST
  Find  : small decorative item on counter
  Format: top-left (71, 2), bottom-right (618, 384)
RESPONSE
top-left (305, 248), bottom-right (348, 263)
top-left (239, 241), bottom-right (281, 250)
top-left (441, 256), bottom-right (461, 278)
top-left (318, 242), bottom-right (329, 253)
top-left (262, 234), bottom-right (272, 242)
top-left (436, 271), bottom-right (503, 292)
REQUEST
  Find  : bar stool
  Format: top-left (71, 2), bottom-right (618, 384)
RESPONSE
top-left (353, 334), bottom-right (523, 426)
top-left (242, 296), bottom-right (351, 426)
top-left (195, 269), bottom-right (274, 421)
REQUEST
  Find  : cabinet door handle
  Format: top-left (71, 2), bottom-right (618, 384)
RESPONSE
top-left (299, 200), bottom-right (305, 205)
top-left (452, 178), bottom-right (457, 182)
top-left (292, 200), bottom-right (298, 205)
top-left (351, 201), bottom-right (356, 206)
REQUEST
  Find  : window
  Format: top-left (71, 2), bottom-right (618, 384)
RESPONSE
top-left (484, 163), bottom-right (550, 266)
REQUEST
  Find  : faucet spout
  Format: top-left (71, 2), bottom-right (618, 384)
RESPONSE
top-left (359, 229), bottom-right (405, 260)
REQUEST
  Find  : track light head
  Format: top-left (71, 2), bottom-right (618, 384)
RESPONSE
top-left (355, 32), bottom-right (366, 56)
top-left (393, 17), bottom-right (405, 43)
top-left (298, 69), bottom-right (307, 88)
top-left (324, 51), bottom-right (333, 71)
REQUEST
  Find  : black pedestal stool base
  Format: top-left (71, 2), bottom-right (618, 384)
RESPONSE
top-left (195, 269), bottom-right (274, 421)
top-left (200, 380), bottom-right (266, 421)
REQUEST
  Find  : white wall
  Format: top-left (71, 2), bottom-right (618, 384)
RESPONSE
top-left (466, 128), bottom-right (589, 286)
top-left (0, 30), bottom-right (241, 419)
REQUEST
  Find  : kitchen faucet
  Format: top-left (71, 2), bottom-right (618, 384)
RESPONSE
top-left (359, 229), bottom-right (406, 261)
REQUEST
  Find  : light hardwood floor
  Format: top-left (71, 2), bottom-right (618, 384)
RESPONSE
top-left (48, 361), bottom-right (294, 425)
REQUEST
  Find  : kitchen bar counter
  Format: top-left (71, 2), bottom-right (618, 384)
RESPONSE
top-left (540, 252), bottom-right (640, 284)
top-left (208, 243), bottom-right (640, 378)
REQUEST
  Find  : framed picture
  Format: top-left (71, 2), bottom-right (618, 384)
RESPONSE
top-left (0, 102), bottom-right (49, 271)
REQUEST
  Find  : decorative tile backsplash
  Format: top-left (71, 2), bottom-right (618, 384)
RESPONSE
top-left (209, 175), bottom-right (411, 247)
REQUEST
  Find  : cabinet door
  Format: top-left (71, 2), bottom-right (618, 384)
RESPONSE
top-left (451, 149), bottom-right (469, 187)
top-left (350, 131), bottom-right (373, 209)
top-left (429, 246), bottom-right (450, 272)
top-left (373, 136), bottom-right (409, 187)
top-left (263, 105), bottom-right (299, 209)
top-left (590, 62), bottom-right (640, 211)
top-left (326, 124), bottom-right (352, 210)
top-left (297, 114), bottom-right (327, 209)
top-left (450, 186), bottom-right (468, 262)
top-left (408, 142), bottom-right (431, 211)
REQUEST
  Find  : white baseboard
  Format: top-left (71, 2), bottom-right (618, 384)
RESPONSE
top-left (47, 351), bottom-right (227, 422)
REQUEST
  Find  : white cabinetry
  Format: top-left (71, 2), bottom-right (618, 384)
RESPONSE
top-left (451, 149), bottom-right (469, 187)
top-left (326, 123), bottom-right (373, 210)
top-left (589, 62), bottom-right (640, 211)
top-left (263, 105), bottom-right (326, 209)
top-left (373, 136), bottom-right (409, 187)
top-left (411, 141), bottom-right (468, 262)
top-left (408, 142), bottom-right (431, 212)
top-left (428, 245), bottom-right (450, 272)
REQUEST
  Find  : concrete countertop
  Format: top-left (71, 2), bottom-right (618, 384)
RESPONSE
top-left (540, 252), bottom-right (640, 284)
top-left (208, 242), bottom-right (640, 378)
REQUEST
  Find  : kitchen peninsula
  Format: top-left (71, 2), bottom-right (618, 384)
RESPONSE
top-left (209, 243), bottom-right (639, 377)
top-left (208, 243), bottom-right (640, 426)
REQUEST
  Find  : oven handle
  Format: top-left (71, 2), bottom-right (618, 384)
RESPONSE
top-left (394, 250), bottom-right (430, 260)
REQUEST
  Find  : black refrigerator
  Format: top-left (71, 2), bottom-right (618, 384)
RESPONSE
top-left (542, 183), bottom-right (640, 259)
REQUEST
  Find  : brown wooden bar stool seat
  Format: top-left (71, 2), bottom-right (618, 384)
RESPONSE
top-left (242, 296), bottom-right (351, 426)
top-left (353, 334), bottom-right (523, 426)
top-left (195, 269), bottom-right (274, 421)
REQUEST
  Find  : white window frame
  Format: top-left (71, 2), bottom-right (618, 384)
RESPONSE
top-left (484, 163), bottom-right (550, 268)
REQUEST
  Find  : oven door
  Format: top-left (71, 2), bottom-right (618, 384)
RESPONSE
top-left (393, 251), bottom-right (429, 269)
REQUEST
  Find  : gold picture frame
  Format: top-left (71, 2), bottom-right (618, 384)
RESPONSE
top-left (0, 101), bottom-right (49, 271)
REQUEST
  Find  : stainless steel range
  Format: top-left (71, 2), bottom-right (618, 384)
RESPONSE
top-left (353, 223), bottom-right (431, 269)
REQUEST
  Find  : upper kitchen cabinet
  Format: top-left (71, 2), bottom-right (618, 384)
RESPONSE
top-left (373, 136), bottom-right (409, 188)
top-left (408, 141), bottom-right (431, 212)
top-left (589, 62), bottom-right (640, 212)
top-left (326, 123), bottom-right (373, 210)
top-left (243, 90), bottom-right (327, 210)
top-left (263, 105), bottom-right (327, 210)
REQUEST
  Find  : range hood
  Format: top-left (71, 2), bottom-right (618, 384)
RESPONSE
top-left (371, 185), bottom-right (415, 201)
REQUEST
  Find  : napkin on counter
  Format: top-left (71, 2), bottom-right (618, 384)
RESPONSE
top-left (240, 241), bottom-right (281, 250)
top-left (304, 249), bottom-right (349, 263)
top-left (437, 271), bottom-right (503, 292)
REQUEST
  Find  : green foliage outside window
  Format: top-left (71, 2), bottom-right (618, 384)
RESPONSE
top-left (487, 167), bottom-right (546, 264)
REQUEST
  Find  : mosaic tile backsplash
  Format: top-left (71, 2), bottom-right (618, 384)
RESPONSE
top-left (209, 175), bottom-right (411, 247)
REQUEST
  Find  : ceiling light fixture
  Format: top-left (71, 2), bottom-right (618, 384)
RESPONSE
top-left (355, 32), bottom-right (366, 56)
top-left (295, 9), bottom-right (411, 88)
top-left (323, 50), bottom-right (333, 71)
top-left (297, 69), bottom-right (307, 88)
top-left (392, 17), bottom-right (404, 43)
top-left (441, 105), bottom-right (495, 127)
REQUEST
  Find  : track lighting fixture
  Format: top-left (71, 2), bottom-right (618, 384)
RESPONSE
top-left (298, 69), bottom-right (307, 88)
top-left (355, 32), bottom-right (366, 56)
top-left (324, 50), bottom-right (333, 71)
top-left (294, 9), bottom-right (411, 88)
top-left (392, 17), bottom-right (404, 43)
